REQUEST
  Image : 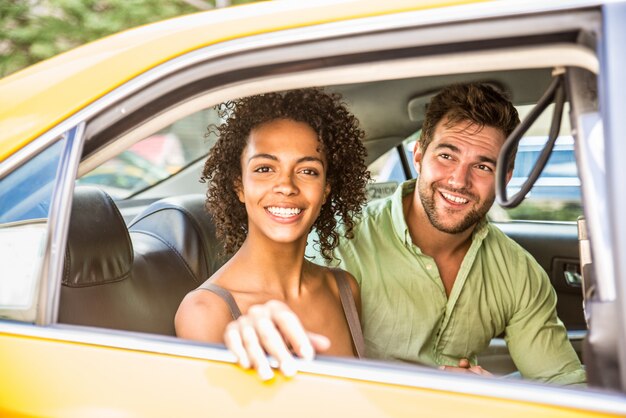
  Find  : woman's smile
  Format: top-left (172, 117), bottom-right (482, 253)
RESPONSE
top-left (265, 205), bottom-right (304, 220)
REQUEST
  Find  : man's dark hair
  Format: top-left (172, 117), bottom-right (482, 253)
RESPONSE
top-left (419, 83), bottom-right (520, 171)
top-left (201, 88), bottom-right (370, 263)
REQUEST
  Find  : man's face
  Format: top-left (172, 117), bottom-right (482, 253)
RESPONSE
top-left (413, 118), bottom-right (511, 234)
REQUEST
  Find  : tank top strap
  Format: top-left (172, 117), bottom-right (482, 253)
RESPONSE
top-left (197, 282), bottom-right (242, 320)
top-left (331, 268), bottom-right (365, 358)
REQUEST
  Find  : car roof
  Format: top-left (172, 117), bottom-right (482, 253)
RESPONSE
top-left (0, 0), bottom-right (606, 162)
top-left (0, 0), bottom-right (486, 161)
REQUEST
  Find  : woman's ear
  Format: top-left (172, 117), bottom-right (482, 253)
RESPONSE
top-left (235, 178), bottom-right (244, 203)
top-left (323, 182), bottom-right (331, 204)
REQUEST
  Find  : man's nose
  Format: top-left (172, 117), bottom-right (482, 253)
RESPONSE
top-left (448, 164), bottom-right (470, 188)
top-left (273, 172), bottom-right (298, 195)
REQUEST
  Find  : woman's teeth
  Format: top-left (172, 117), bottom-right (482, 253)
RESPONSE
top-left (267, 207), bottom-right (302, 217)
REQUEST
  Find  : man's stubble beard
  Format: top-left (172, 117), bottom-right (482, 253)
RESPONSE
top-left (417, 176), bottom-right (492, 234)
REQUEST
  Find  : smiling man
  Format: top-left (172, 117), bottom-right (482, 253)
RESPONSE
top-left (224, 83), bottom-right (585, 386)
top-left (323, 83), bottom-right (585, 384)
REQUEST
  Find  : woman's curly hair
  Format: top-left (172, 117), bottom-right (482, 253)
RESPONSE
top-left (201, 88), bottom-right (370, 263)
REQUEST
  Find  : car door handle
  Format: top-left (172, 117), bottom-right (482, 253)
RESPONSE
top-left (564, 264), bottom-right (582, 287)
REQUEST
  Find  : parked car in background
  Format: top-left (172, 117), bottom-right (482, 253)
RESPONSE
top-left (509, 136), bottom-right (579, 198)
top-left (2, 0), bottom-right (626, 416)
top-left (76, 148), bottom-right (171, 199)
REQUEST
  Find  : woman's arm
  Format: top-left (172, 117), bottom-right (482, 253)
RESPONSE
top-left (175, 290), bottom-right (233, 343)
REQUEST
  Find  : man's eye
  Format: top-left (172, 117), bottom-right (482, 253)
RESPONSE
top-left (439, 153), bottom-right (452, 160)
top-left (476, 164), bottom-right (493, 172)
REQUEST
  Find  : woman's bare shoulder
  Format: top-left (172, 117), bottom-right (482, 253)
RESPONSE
top-left (174, 282), bottom-right (235, 343)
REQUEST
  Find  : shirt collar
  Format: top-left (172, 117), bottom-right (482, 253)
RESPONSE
top-left (472, 217), bottom-right (489, 241)
top-left (389, 179), bottom-right (490, 246)
top-left (389, 179), bottom-right (417, 246)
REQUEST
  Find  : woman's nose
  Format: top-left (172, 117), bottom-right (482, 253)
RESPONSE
top-left (273, 172), bottom-right (298, 195)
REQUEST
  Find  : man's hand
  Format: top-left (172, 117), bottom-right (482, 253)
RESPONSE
top-left (224, 300), bottom-right (331, 380)
top-left (439, 358), bottom-right (493, 377)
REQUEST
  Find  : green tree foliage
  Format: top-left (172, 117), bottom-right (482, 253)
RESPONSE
top-left (0, 0), bottom-right (258, 77)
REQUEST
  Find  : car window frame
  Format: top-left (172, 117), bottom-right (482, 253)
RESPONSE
top-left (0, 124), bottom-right (85, 324)
top-left (75, 9), bottom-right (599, 373)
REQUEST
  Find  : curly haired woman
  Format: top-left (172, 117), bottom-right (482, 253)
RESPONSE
top-left (175, 88), bottom-right (370, 380)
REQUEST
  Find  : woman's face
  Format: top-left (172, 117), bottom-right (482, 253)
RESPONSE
top-left (237, 118), bottom-right (330, 245)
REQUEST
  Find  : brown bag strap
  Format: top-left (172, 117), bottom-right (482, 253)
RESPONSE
top-left (332, 268), bottom-right (365, 358)
top-left (197, 282), bottom-right (242, 320)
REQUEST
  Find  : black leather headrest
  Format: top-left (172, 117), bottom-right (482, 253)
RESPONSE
top-left (63, 186), bottom-right (133, 287)
top-left (128, 194), bottom-right (225, 282)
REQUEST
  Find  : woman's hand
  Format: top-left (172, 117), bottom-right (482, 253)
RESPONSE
top-left (224, 300), bottom-right (331, 380)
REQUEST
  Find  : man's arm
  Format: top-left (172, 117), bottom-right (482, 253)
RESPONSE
top-left (504, 255), bottom-right (586, 385)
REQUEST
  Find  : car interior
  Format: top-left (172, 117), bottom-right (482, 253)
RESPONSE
top-left (57, 65), bottom-right (590, 378)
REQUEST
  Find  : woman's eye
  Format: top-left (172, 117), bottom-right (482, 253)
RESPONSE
top-left (300, 168), bottom-right (319, 176)
top-left (254, 166), bottom-right (272, 173)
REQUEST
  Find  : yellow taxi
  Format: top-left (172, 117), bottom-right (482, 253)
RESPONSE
top-left (2, 0), bottom-right (626, 416)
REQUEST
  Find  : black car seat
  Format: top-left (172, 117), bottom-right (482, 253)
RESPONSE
top-left (127, 194), bottom-right (226, 283)
top-left (59, 187), bottom-right (222, 335)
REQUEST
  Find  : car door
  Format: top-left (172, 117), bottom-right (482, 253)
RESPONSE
top-left (3, 1), bottom-right (626, 416)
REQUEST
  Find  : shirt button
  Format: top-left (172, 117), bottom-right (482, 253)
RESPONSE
top-left (426, 264), bottom-right (432, 270)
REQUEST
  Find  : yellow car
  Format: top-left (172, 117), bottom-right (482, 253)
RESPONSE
top-left (2, 0), bottom-right (626, 416)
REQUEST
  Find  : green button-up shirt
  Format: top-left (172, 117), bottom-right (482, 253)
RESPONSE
top-left (312, 180), bottom-right (585, 385)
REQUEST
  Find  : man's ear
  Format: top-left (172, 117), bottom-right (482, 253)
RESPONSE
top-left (235, 178), bottom-right (244, 203)
top-left (413, 141), bottom-right (423, 173)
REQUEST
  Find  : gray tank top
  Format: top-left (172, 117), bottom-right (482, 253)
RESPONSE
top-left (197, 268), bottom-right (365, 358)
